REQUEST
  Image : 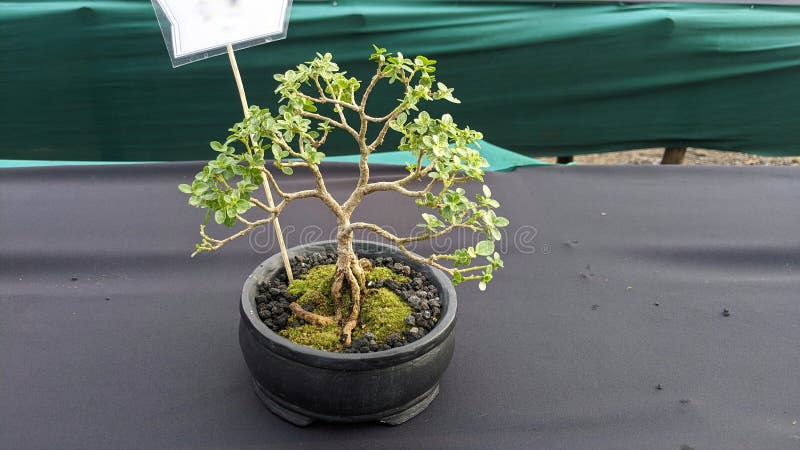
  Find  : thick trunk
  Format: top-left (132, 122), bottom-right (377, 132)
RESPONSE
top-left (286, 219), bottom-right (369, 346)
top-left (329, 225), bottom-right (366, 346)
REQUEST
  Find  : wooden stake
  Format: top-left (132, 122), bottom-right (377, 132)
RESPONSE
top-left (227, 43), bottom-right (294, 281)
top-left (661, 147), bottom-right (687, 165)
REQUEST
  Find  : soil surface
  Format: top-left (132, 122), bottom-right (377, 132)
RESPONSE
top-left (540, 148), bottom-right (800, 166)
top-left (255, 252), bottom-right (442, 353)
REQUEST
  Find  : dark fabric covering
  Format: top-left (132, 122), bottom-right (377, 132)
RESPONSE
top-left (5, 1), bottom-right (800, 161)
top-left (2, 163), bottom-right (799, 449)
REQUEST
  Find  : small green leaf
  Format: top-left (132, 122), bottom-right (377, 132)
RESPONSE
top-left (281, 166), bottom-right (294, 175)
top-left (236, 199), bottom-right (251, 214)
top-left (421, 213), bottom-right (437, 225)
top-left (478, 281), bottom-right (487, 291)
top-left (482, 185), bottom-right (492, 198)
top-left (214, 210), bottom-right (225, 224)
top-left (396, 112), bottom-right (407, 126)
top-left (193, 182), bottom-right (210, 194)
top-left (178, 184), bottom-right (192, 194)
top-left (271, 143), bottom-right (282, 160)
top-left (210, 141), bottom-right (224, 152)
top-left (475, 240), bottom-right (494, 256)
top-left (494, 217), bottom-right (509, 227)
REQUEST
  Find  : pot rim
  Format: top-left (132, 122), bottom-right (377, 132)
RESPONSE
top-left (240, 240), bottom-right (457, 370)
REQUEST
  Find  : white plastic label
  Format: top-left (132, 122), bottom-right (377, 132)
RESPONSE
top-left (152, 0), bottom-right (292, 67)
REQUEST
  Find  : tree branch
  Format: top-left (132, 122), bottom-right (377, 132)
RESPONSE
top-left (360, 72), bottom-right (383, 112)
top-left (313, 76), bottom-right (328, 100)
top-left (298, 91), bottom-right (358, 113)
top-left (343, 158), bottom-right (438, 214)
top-left (284, 189), bottom-right (320, 202)
top-left (197, 180), bottom-right (327, 255)
top-left (348, 221), bottom-right (476, 245)
top-left (313, 126), bottom-right (330, 149)
top-left (259, 168), bottom-right (318, 201)
top-left (260, 168), bottom-right (289, 198)
top-left (198, 216), bottom-right (277, 252)
top-left (261, 161), bottom-right (343, 220)
top-left (272, 135), bottom-right (303, 159)
top-left (310, 76), bottom-right (361, 113)
top-left (363, 112), bottom-right (393, 123)
top-left (248, 197), bottom-right (276, 214)
top-left (397, 244), bottom-right (455, 276)
top-left (236, 215), bottom-right (255, 226)
top-left (361, 176), bottom-right (437, 197)
top-left (455, 264), bottom-right (493, 274)
top-left (354, 76), bottom-right (379, 190)
top-left (368, 106), bottom-right (406, 151)
top-left (342, 221), bottom-right (489, 277)
top-left (281, 161), bottom-right (310, 168)
top-left (298, 110), bottom-right (359, 140)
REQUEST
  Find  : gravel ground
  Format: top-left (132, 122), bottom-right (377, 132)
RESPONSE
top-left (540, 148), bottom-right (800, 166)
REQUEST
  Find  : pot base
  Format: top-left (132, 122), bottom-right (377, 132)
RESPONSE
top-left (253, 378), bottom-right (440, 427)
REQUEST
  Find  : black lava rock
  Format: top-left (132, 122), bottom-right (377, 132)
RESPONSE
top-left (386, 333), bottom-right (405, 348)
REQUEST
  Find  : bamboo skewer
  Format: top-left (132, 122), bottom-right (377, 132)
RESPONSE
top-left (226, 43), bottom-right (294, 281)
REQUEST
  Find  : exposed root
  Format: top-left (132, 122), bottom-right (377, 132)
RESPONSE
top-left (353, 258), bottom-right (367, 290)
top-left (330, 268), bottom-right (346, 320)
top-left (318, 239), bottom-right (372, 347)
top-left (340, 260), bottom-right (364, 346)
top-left (342, 319), bottom-right (358, 346)
top-left (289, 302), bottom-right (336, 326)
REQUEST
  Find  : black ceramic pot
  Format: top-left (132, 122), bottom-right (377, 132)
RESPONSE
top-left (239, 240), bottom-right (457, 426)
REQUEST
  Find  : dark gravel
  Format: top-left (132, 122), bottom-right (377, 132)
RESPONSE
top-left (254, 252), bottom-right (442, 353)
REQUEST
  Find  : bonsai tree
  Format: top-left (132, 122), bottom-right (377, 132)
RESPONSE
top-left (180, 47), bottom-right (508, 346)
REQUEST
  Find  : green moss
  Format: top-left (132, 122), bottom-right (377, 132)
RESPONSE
top-left (281, 262), bottom-right (412, 352)
top-left (279, 324), bottom-right (342, 351)
top-left (297, 289), bottom-right (333, 316)
top-left (353, 288), bottom-right (412, 342)
top-left (287, 264), bottom-right (336, 297)
top-left (366, 266), bottom-right (409, 283)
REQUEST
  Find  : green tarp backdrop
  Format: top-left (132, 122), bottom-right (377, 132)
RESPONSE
top-left (3, 0), bottom-right (800, 161)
